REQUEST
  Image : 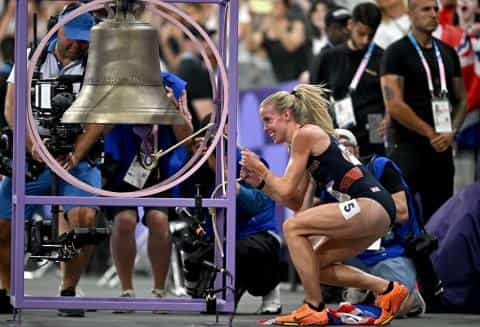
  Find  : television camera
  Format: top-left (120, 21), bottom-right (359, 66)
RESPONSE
top-left (26, 213), bottom-right (109, 262)
top-left (172, 187), bottom-right (232, 312)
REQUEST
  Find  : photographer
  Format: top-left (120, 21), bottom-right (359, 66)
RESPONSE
top-left (328, 129), bottom-right (427, 317)
top-left (0, 4), bottom-right (103, 317)
top-left (187, 115), bottom-right (282, 314)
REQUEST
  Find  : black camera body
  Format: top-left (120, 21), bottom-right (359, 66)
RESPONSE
top-left (405, 233), bottom-right (444, 301)
top-left (172, 207), bottom-right (218, 299)
top-left (0, 127), bottom-right (46, 180)
top-left (31, 74), bottom-right (103, 165)
top-left (25, 214), bottom-right (109, 262)
top-left (32, 75), bottom-right (83, 158)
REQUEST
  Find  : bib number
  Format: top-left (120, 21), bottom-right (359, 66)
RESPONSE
top-left (339, 199), bottom-right (361, 220)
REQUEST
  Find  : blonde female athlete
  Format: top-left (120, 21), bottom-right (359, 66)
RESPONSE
top-left (240, 84), bottom-right (408, 325)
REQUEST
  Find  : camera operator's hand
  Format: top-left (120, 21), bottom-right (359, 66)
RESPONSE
top-left (192, 137), bottom-right (216, 171)
top-left (57, 152), bottom-right (78, 170)
top-left (29, 143), bottom-right (44, 163)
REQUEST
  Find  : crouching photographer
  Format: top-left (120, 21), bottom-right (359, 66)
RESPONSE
top-left (176, 115), bottom-right (282, 314)
top-left (0, 4), bottom-right (104, 317)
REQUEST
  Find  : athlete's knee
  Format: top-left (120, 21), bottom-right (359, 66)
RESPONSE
top-left (315, 251), bottom-right (336, 269)
top-left (282, 217), bottom-right (299, 238)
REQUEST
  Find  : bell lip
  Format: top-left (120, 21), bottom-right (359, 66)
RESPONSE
top-left (61, 112), bottom-right (186, 125)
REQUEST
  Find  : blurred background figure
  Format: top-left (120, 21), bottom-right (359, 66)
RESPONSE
top-left (308, 0), bottom-right (337, 57)
top-left (438, 0), bottom-right (458, 25)
top-left (246, 0), bottom-right (310, 83)
top-left (321, 6), bottom-right (352, 52)
top-left (308, 6), bottom-right (351, 83)
top-left (374, 0), bottom-right (410, 50)
top-left (456, 0), bottom-right (480, 32)
top-left (311, 2), bottom-right (385, 156)
top-left (0, 0), bottom-right (49, 45)
top-left (238, 0), bottom-right (277, 90)
top-left (175, 24), bottom-right (216, 131)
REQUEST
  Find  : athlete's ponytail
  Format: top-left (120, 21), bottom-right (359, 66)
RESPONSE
top-left (260, 84), bottom-right (333, 134)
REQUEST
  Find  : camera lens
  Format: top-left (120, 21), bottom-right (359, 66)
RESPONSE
top-left (0, 133), bottom-right (9, 151)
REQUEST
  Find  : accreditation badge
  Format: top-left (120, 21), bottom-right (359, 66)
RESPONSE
top-left (367, 113), bottom-right (383, 144)
top-left (334, 96), bottom-right (357, 128)
top-left (432, 97), bottom-right (452, 133)
top-left (123, 155), bottom-right (156, 189)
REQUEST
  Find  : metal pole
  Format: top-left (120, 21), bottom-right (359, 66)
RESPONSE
top-left (11, 0), bottom-right (29, 308)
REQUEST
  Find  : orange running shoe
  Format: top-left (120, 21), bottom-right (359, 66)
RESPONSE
top-left (274, 303), bottom-right (329, 326)
top-left (374, 282), bottom-right (409, 325)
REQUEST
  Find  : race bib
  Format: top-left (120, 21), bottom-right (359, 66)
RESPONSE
top-left (432, 98), bottom-right (452, 133)
top-left (339, 199), bottom-right (361, 220)
top-left (334, 96), bottom-right (357, 128)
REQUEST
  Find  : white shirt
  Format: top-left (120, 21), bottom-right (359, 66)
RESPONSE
top-left (373, 14), bottom-right (411, 50)
top-left (8, 43), bottom-right (85, 84)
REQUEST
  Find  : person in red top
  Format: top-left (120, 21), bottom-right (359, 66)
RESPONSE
top-left (438, 0), bottom-right (457, 25)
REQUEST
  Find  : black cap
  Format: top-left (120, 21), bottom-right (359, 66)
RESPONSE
top-left (325, 7), bottom-right (351, 27)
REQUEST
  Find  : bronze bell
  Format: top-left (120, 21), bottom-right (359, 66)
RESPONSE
top-left (61, 14), bottom-right (183, 125)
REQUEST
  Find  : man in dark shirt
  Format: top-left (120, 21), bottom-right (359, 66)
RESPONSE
top-left (311, 2), bottom-right (384, 156)
top-left (175, 25), bottom-right (215, 131)
top-left (309, 6), bottom-right (351, 83)
top-left (380, 0), bottom-right (467, 222)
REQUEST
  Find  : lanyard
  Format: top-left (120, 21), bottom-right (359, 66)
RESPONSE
top-left (407, 32), bottom-right (448, 97)
top-left (349, 42), bottom-right (376, 92)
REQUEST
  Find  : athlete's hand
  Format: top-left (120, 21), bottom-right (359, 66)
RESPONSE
top-left (240, 148), bottom-right (267, 178)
